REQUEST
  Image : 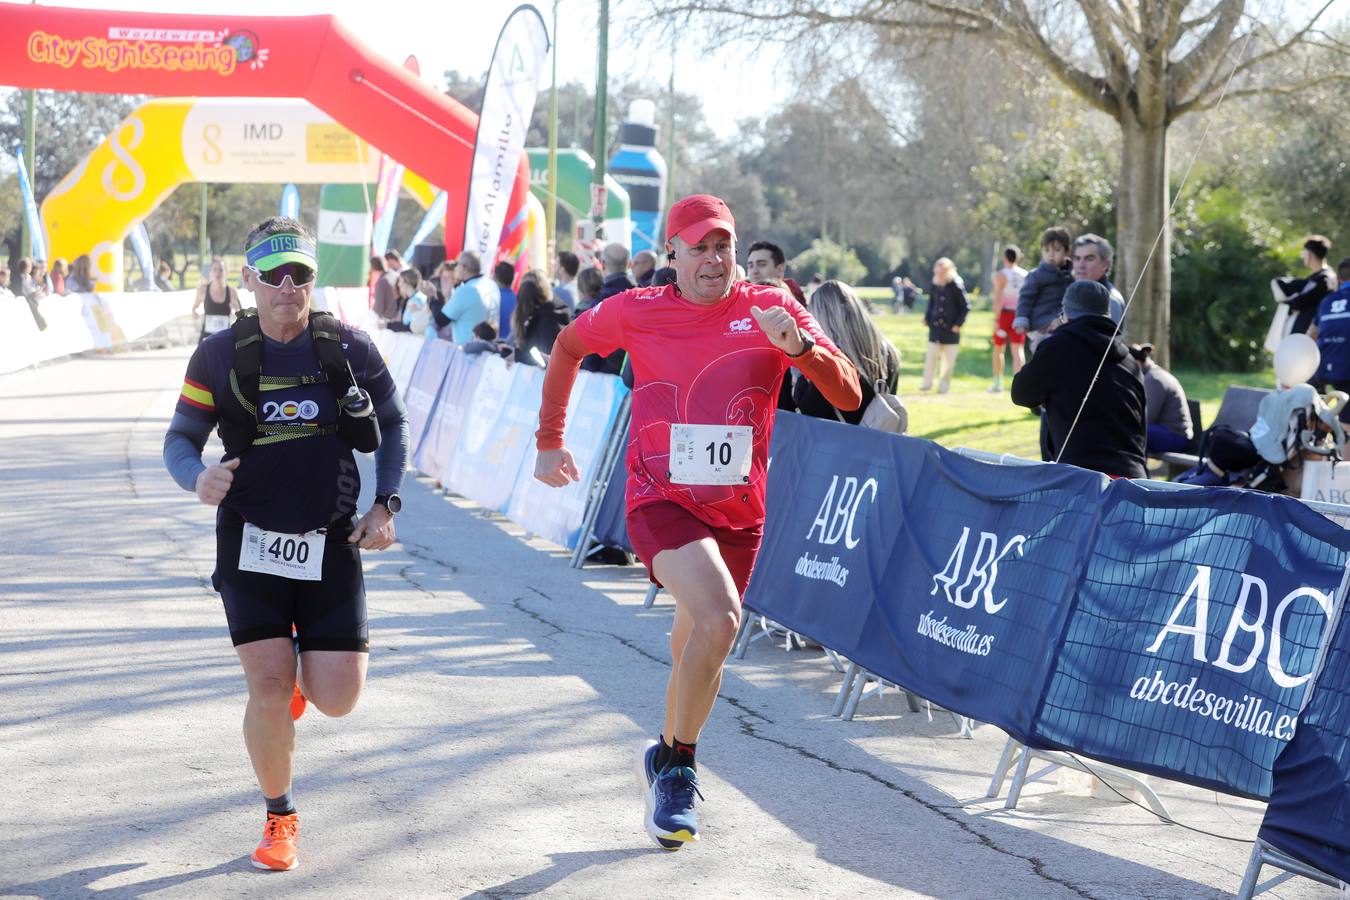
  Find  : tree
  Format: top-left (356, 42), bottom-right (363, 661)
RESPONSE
top-left (0, 91), bottom-right (142, 199)
top-left (655, 0), bottom-right (1349, 366)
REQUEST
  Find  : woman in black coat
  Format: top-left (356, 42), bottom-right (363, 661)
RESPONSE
top-left (793, 280), bottom-right (901, 423)
top-left (921, 257), bottom-right (969, 394)
top-left (510, 270), bottom-right (571, 365)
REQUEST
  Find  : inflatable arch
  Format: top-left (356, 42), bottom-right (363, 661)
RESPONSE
top-left (43, 98), bottom-right (450, 290)
top-left (2, 4), bottom-right (530, 283)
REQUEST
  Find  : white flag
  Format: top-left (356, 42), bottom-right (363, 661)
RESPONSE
top-left (463, 5), bottom-right (550, 262)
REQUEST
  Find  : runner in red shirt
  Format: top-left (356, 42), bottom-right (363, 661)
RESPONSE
top-left (534, 194), bottom-right (861, 849)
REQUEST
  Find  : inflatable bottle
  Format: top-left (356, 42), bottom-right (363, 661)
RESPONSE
top-left (607, 99), bottom-right (668, 256)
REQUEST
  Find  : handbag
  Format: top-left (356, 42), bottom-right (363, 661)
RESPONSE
top-left (835, 379), bottom-right (908, 434)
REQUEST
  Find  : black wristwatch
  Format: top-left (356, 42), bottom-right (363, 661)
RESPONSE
top-left (786, 335), bottom-right (815, 358)
top-left (374, 494), bottom-right (402, 515)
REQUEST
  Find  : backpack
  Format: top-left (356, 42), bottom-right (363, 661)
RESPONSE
top-left (836, 379), bottom-right (909, 434)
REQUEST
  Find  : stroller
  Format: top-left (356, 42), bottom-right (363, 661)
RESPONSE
top-left (1175, 383), bottom-right (1348, 493)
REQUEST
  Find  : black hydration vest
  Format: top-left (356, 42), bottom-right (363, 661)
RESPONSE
top-left (217, 308), bottom-right (380, 456)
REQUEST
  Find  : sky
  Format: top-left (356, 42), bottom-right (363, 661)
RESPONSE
top-left (0, 0), bottom-right (786, 136)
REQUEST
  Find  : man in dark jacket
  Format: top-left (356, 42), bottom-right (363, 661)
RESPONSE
top-left (1011, 280), bottom-right (1147, 478)
top-left (599, 242), bottom-right (635, 300)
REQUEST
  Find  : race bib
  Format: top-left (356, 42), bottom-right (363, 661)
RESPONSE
top-left (239, 523), bottom-right (325, 581)
top-left (204, 314), bottom-right (230, 334)
top-left (669, 424), bottom-right (753, 485)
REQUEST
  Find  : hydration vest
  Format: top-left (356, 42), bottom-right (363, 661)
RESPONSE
top-left (218, 308), bottom-right (380, 456)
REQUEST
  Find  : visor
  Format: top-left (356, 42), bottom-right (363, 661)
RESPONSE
top-left (245, 233), bottom-right (317, 271)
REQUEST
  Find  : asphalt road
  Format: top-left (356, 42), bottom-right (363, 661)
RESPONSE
top-left (0, 347), bottom-right (1334, 898)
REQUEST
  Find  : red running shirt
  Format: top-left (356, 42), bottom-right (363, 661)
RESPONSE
top-left (537, 281), bottom-right (861, 531)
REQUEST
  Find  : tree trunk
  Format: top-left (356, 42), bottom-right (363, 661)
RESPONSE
top-left (1116, 111), bottom-right (1172, 368)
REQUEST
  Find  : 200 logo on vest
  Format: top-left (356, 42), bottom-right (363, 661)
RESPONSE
top-left (263, 399), bottom-right (320, 422)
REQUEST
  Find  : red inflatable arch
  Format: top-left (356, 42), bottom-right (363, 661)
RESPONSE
top-left (0, 3), bottom-right (529, 258)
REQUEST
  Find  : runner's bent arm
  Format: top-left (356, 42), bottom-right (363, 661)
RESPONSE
top-left (535, 323), bottom-right (590, 450)
top-left (781, 299), bottom-right (863, 410)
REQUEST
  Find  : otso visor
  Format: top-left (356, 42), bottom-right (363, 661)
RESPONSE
top-left (245, 233), bottom-right (317, 272)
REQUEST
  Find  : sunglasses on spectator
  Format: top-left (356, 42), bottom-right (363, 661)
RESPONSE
top-left (248, 263), bottom-right (315, 289)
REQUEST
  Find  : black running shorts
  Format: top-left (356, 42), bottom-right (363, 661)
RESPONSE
top-left (212, 507), bottom-right (369, 653)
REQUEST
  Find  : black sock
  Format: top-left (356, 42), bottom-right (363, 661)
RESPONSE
top-left (670, 738), bottom-right (696, 770)
top-left (265, 792), bottom-right (296, 817)
top-left (655, 736), bottom-right (673, 772)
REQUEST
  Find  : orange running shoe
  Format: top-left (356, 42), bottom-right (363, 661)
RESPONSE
top-left (290, 680), bottom-right (307, 720)
top-left (251, 812), bottom-right (299, 871)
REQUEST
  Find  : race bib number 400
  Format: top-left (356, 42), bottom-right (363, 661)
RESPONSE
top-left (203, 314), bottom-right (230, 334)
top-left (239, 523), bottom-right (325, 581)
top-left (669, 424), bottom-right (753, 485)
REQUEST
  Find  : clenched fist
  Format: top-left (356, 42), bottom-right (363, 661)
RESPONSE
top-left (195, 457), bottom-right (240, 506)
top-left (750, 305), bottom-right (805, 355)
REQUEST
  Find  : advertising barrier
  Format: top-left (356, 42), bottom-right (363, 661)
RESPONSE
top-left (741, 411), bottom-right (1350, 802)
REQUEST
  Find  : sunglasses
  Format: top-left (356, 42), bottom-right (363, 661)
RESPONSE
top-left (249, 263), bottom-right (315, 289)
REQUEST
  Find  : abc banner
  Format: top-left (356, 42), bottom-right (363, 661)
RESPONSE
top-left (745, 415), bottom-right (1105, 741)
top-left (1032, 479), bottom-right (1350, 799)
top-left (1260, 597), bottom-right (1350, 883)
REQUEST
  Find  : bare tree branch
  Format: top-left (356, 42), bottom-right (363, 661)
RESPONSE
top-left (1171, 0), bottom-right (1246, 99)
top-left (1172, 71), bottom-right (1350, 117)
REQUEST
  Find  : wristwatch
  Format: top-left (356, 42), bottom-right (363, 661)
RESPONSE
top-left (786, 335), bottom-right (815, 358)
top-left (374, 493), bottom-right (402, 515)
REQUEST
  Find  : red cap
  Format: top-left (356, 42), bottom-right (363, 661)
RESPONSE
top-left (665, 194), bottom-right (737, 245)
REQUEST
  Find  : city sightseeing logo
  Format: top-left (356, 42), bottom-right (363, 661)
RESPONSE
top-left (27, 25), bottom-right (270, 77)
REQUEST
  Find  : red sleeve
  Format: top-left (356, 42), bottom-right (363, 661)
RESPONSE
top-left (535, 322), bottom-right (592, 450)
top-left (570, 291), bottom-right (626, 355)
top-left (783, 298), bottom-right (863, 411)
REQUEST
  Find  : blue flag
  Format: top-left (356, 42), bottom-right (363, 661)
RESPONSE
top-left (280, 184), bottom-right (300, 219)
top-left (129, 223), bottom-right (156, 290)
top-left (403, 191), bottom-right (447, 260)
top-left (15, 146), bottom-right (46, 260)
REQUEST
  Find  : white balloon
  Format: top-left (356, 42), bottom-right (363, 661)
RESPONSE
top-left (1274, 332), bottom-right (1320, 386)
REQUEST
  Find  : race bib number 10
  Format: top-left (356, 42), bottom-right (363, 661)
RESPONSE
top-left (669, 424), bottom-right (753, 485)
top-left (239, 523), bottom-right (325, 581)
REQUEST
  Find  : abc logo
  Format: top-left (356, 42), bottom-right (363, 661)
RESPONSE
top-left (728, 317), bottom-right (753, 333)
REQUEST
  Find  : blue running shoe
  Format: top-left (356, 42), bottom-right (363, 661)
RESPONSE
top-left (647, 765), bottom-right (703, 846)
top-left (634, 741), bottom-right (684, 850)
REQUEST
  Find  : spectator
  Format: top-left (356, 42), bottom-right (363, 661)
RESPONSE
top-left (494, 260), bottom-right (518, 342)
top-left (368, 255), bottom-right (387, 308)
top-left (434, 259), bottom-right (458, 302)
top-left (1276, 234), bottom-right (1337, 336)
top-left (66, 255), bottom-right (95, 293)
top-left (192, 256), bottom-right (240, 342)
top-left (920, 257), bottom-right (969, 394)
top-left (1129, 343), bottom-right (1194, 453)
top-left (574, 267), bottom-right (604, 313)
top-left (1012, 226), bottom-right (1073, 351)
top-left (632, 249), bottom-right (659, 287)
top-left (442, 250), bottom-right (496, 344)
top-left (1071, 234), bottom-right (1126, 328)
top-left (554, 251), bottom-right (580, 310)
top-left (793, 280), bottom-right (901, 424)
top-left (462, 320), bottom-right (505, 356)
top-left (0, 266), bottom-right (14, 301)
top-left (1011, 280), bottom-right (1147, 478)
top-left (29, 259), bottom-right (50, 301)
top-left (574, 266), bottom-right (623, 374)
top-left (990, 245), bottom-right (1027, 392)
top-left (746, 240), bottom-right (808, 305)
top-left (15, 258), bottom-right (37, 298)
top-left (154, 260), bottom-right (174, 292)
top-left (600, 241), bottom-right (634, 301)
top-left (510, 270), bottom-right (570, 365)
top-left (1311, 256), bottom-right (1350, 422)
top-left (372, 251), bottom-right (403, 325)
top-left (49, 258), bottom-right (67, 296)
top-left (901, 277), bottom-right (919, 312)
top-left (651, 266), bottom-right (677, 287)
top-left (398, 269), bottom-right (432, 338)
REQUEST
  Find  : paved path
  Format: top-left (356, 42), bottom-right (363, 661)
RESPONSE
top-left (0, 348), bottom-right (1332, 898)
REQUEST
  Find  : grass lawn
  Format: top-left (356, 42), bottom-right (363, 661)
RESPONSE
top-left (853, 286), bottom-right (1274, 458)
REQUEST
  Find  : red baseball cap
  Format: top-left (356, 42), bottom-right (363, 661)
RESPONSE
top-left (665, 194), bottom-right (737, 245)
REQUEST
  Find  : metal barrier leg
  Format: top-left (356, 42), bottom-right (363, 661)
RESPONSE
top-left (732, 612), bottom-right (760, 659)
top-left (1004, 742), bottom-right (1035, 809)
top-left (831, 661), bottom-right (858, 717)
top-left (841, 668), bottom-right (870, 721)
top-left (642, 584), bottom-right (661, 609)
top-left (1235, 842), bottom-right (1266, 900)
top-left (823, 647), bottom-right (847, 673)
